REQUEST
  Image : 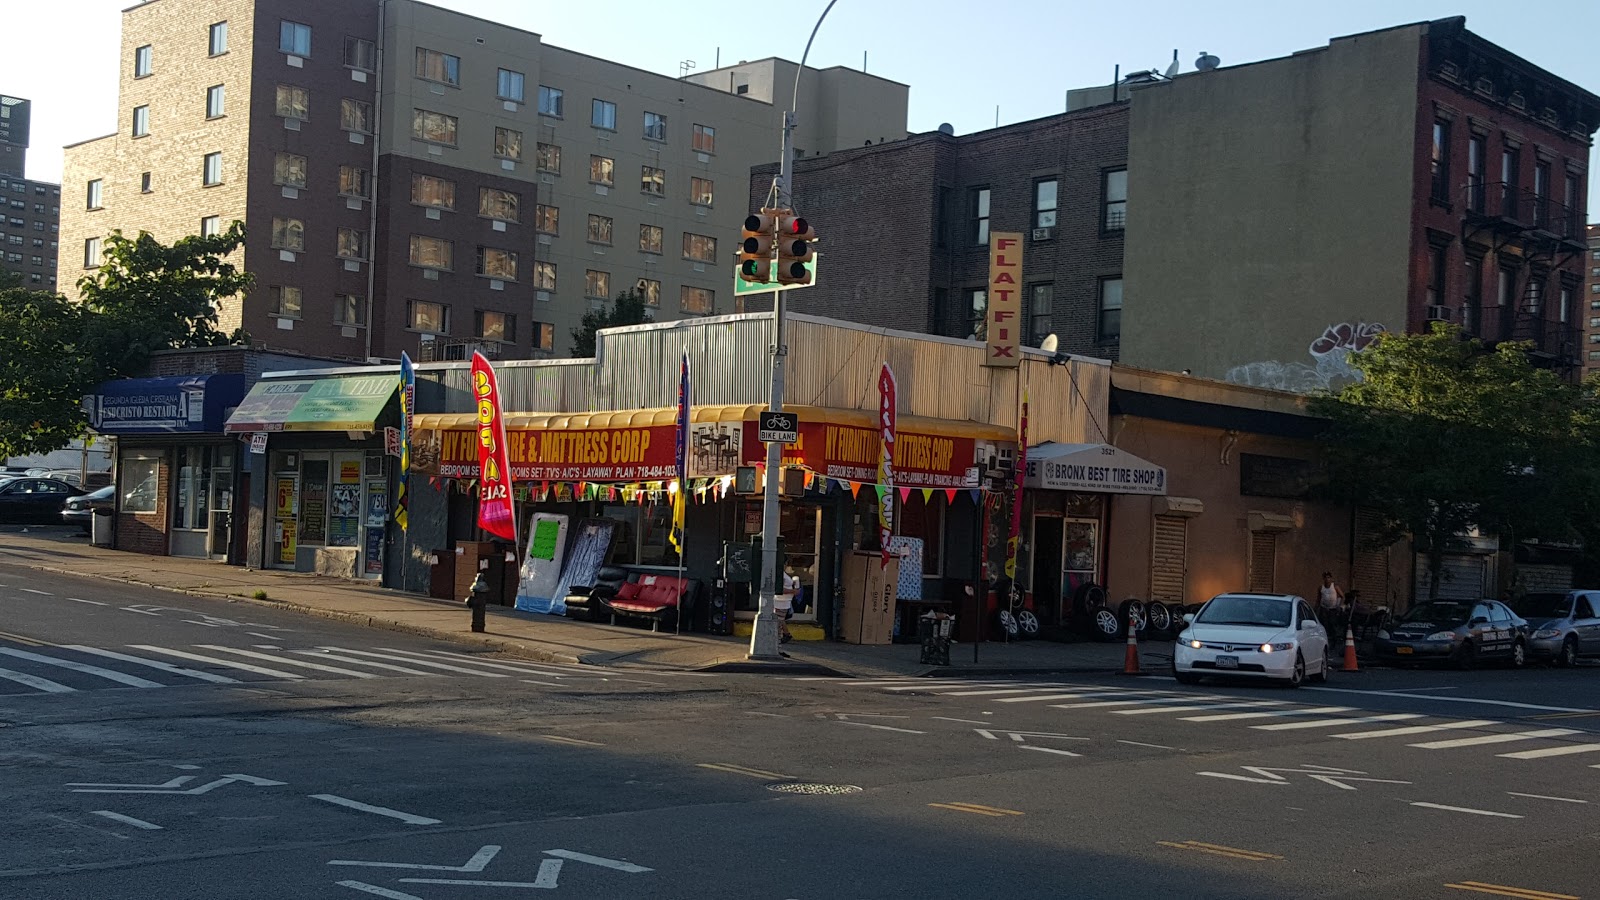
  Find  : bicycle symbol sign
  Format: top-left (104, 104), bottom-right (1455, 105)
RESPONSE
top-left (758, 411), bottom-right (800, 445)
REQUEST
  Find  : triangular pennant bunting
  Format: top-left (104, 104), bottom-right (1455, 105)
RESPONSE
top-left (898, 486), bottom-right (912, 503)
top-left (922, 488), bottom-right (934, 504)
top-left (849, 481), bottom-right (862, 498)
top-left (945, 488), bottom-right (958, 505)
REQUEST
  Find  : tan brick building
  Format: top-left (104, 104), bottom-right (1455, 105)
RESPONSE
top-left (60, 0), bottom-right (906, 362)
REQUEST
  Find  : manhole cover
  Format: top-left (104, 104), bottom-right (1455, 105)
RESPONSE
top-left (766, 782), bottom-right (863, 795)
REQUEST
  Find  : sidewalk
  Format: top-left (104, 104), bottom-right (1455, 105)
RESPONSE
top-left (0, 529), bottom-right (1155, 677)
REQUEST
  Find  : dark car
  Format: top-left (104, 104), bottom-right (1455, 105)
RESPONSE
top-left (0, 477), bottom-right (86, 525)
top-left (1513, 591), bottom-right (1600, 667)
top-left (1375, 599), bottom-right (1529, 669)
top-left (62, 485), bottom-right (116, 534)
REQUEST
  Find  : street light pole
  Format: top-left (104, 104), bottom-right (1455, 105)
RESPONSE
top-left (749, 0), bottom-right (841, 661)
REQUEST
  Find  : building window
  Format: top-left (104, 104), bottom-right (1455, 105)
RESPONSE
top-left (408, 300), bottom-right (448, 333)
top-left (476, 247), bottom-right (517, 280)
top-left (538, 85), bottom-right (563, 117)
top-left (475, 310), bottom-right (515, 343)
top-left (1431, 119), bottom-right (1451, 204)
top-left (1098, 276), bottom-right (1123, 342)
top-left (585, 269), bottom-right (610, 299)
top-left (1533, 160), bottom-right (1551, 228)
top-left (341, 98), bottom-right (372, 133)
top-left (279, 20), bottom-right (311, 56)
top-left (86, 179), bottom-right (102, 210)
top-left (497, 68), bottom-right (525, 102)
top-left (203, 152), bottom-right (224, 186)
top-left (134, 44), bottom-right (152, 78)
top-left (208, 21), bottom-right (228, 56)
top-left (275, 84), bottom-right (309, 120)
top-left (534, 204), bottom-right (558, 235)
top-left (494, 127), bottom-right (522, 161)
top-left (589, 155), bottom-right (614, 186)
top-left (1029, 283), bottom-right (1052, 345)
top-left (970, 187), bottom-right (990, 245)
top-left (83, 236), bottom-right (102, 269)
top-left (132, 105), bottom-right (150, 138)
top-left (269, 285), bottom-right (303, 319)
top-left (1034, 179), bottom-right (1058, 229)
top-left (415, 48), bottom-right (460, 86)
top-left (270, 216), bottom-right (304, 252)
top-left (334, 294), bottom-right (366, 326)
top-left (412, 109), bottom-right (458, 146)
top-left (344, 36), bottom-right (376, 71)
top-left (1426, 243), bottom-right (1448, 308)
top-left (1462, 254), bottom-right (1482, 333)
top-left (1103, 168), bottom-right (1128, 231)
top-left (643, 111), bottom-right (666, 141)
top-left (639, 224), bottom-right (662, 254)
top-left (1559, 284), bottom-right (1572, 325)
top-left (591, 99), bottom-right (617, 130)
top-left (478, 187), bottom-right (519, 222)
top-left (692, 123), bottom-right (716, 153)
top-left (1498, 267), bottom-right (1516, 307)
top-left (534, 322), bottom-right (555, 351)
top-left (272, 152), bottom-right (305, 188)
top-left (967, 289), bottom-right (986, 340)
top-left (336, 227), bottom-right (367, 260)
top-left (536, 143), bottom-right (561, 174)
top-left (1467, 134), bottom-right (1486, 212)
top-left (681, 285), bottom-right (714, 315)
top-left (1526, 274), bottom-right (1544, 315)
top-left (533, 261), bottom-right (556, 290)
top-left (409, 235), bottom-right (452, 270)
top-left (683, 233), bottom-right (717, 263)
top-left (636, 278), bottom-right (661, 307)
top-left (200, 216), bottom-right (220, 238)
top-left (1501, 147), bottom-right (1519, 217)
top-left (689, 176), bottom-right (713, 206)
top-left (410, 174), bottom-right (456, 210)
top-left (620, 166), bottom-right (658, 206)
top-left (586, 215), bottom-right (613, 245)
top-left (206, 85), bottom-right (225, 119)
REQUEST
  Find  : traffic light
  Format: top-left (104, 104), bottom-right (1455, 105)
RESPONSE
top-left (776, 213), bottom-right (815, 286)
top-left (740, 212), bottom-right (776, 283)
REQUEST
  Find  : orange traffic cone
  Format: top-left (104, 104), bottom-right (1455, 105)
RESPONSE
top-left (1342, 622), bottom-right (1360, 672)
top-left (1123, 615), bottom-right (1141, 675)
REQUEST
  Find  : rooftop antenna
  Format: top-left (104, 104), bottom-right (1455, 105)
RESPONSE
top-left (679, 59), bottom-right (696, 78)
top-left (1164, 49), bottom-right (1180, 79)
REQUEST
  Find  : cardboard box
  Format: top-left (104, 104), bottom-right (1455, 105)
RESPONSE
top-left (841, 550), bottom-right (899, 645)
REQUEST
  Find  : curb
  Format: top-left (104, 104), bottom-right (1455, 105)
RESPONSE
top-left (693, 660), bottom-right (850, 676)
top-left (923, 665), bottom-right (1133, 677)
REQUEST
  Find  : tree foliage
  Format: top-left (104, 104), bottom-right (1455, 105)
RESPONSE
top-left (0, 224), bottom-right (252, 457)
top-left (1311, 324), bottom-right (1600, 592)
top-left (568, 287), bottom-right (653, 358)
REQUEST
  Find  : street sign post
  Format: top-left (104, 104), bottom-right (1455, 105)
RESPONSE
top-left (757, 410), bottom-right (799, 445)
top-left (734, 254), bottom-right (820, 296)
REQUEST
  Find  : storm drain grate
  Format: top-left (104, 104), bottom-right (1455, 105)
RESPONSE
top-left (766, 782), bottom-right (863, 795)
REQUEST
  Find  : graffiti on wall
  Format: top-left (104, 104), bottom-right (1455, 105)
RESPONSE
top-left (1225, 321), bottom-right (1387, 392)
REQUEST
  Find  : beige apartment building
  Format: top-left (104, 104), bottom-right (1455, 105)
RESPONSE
top-left (60, 0), bottom-right (907, 362)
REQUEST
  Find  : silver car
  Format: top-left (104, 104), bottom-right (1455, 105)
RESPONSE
top-left (1513, 591), bottom-right (1600, 667)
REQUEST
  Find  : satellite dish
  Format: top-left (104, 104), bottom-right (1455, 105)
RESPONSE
top-left (1195, 52), bottom-right (1220, 72)
top-left (1164, 58), bottom-right (1180, 78)
top-left (1040, 334), bottom-right (1059, 353)
top-left (937, 122), bottom-right (955, 135)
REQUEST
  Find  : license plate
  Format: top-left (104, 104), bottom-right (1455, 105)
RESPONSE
top-left (1396, 646), bottom-right (1413, 655)
top-left (1215, 655), bottom-right (1239, 669)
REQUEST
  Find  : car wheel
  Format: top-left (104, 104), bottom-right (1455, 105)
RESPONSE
top-left (1285, 652), bottom-right (1305, 688)
top-left (1146, 601), bottom-right (1172, 637)
top-left (1016, 609), bottom-right (1040, 639)
top-left (1556, 637), bottom-right (1578, 668)
top-left (1509, 639), bottom-right (1528, 670)
top-left (997, 609), bottom-right (1019, 637)
top-left (1091, 607), bottom-right (1122, 642)
top-left (1171, 657), bottom-right (1202, 686)
top-left (1310, 646), bottom-right (1332, 683)
top-left (1117, 599), bottom-right (1146, 637)
top-left (1454, 640), bottom-right (1478, 671)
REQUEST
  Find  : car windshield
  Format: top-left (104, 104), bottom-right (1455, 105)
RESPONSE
top-left (1196, 596), bottom-right (1292, 628)
top-left (1401, 602), bottom-right (1471, 624)
top-left (1512, 593), bottom-right (1571, 618)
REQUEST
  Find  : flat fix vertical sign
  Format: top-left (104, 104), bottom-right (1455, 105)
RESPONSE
top-left (984, 233), bottom-right (1023, 367)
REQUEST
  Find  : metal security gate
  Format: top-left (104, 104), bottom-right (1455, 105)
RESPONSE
top-left (1150, 515), bottom-right (1188, 604)
top-left (1350, 508), bottom-right (1391, 605)
top-left (1249, 532), bottom-right (1277, 594)
top-left (1414, 553), bottom-right (1486, 601)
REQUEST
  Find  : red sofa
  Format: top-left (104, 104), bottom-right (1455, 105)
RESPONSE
top-left (605, 572), bottom-right (699, 632)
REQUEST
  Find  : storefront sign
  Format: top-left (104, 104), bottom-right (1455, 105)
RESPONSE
top-left (1024, 443), bottom-right (1168, 496)
top-left (91, 374), bottom-right (246, 434)
top-left (250, 433), bottom-right (268, 454)
top-left (427, 424), bottom-right (680, 482)
top-left (878, 364), bottom-right (897, 569)
top-left (740, 421), bottom-right (977, 489)
top-left (984, 233), bottom-right (1024, 368)
top-left (384, 427), bottom-right (401, 457)
top-left (225, 374), bottom-right (396, 433)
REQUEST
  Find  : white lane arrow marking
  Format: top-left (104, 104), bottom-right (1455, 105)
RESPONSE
top-left (403, 859), bottom-right (563, 890)
top-left (833, 714), bottom-right (925, 733)
top-left (542, 849), bottom-right (654, 873)
top-left (329, 845), bottom-right (500, 872)
top-left (68, 773), bottom-right (285, 794)
top-left (67, 776), bottom-right (196, 790)
top-left (337, 882), bottom-right (429, 899)
top-left (974, 730), bottom-right (1091, 743)
top-left (1197, 765), bottom-right (1413, 790)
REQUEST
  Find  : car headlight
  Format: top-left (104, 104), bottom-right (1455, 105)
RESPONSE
top-left (1426, 631), bottom-right (1457, 641)
top-left (1532, 628), bottom-right (1562, 639)
top-left (1177, 633), bottom-right (1201, 649)
top-left (1260, 642), bottom-right (1294, 653)
top-left (1376, 629), bottom-right (1390, 640)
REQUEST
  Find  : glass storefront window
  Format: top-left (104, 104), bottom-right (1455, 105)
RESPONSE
top-left (638, 502), bottom-right (678, 566)
top-left (300, 459), bottom-right (329, 544)
top-left (329, 452), bottom-right (364, 547)
top-left (600, 505), bottom-right (639, 565)
top-left (121, 458), bottom-right (160, 513)
top-left (895, 492), bottom-right (944, 577)
top-left (172, 445), bottom-right (211, 530)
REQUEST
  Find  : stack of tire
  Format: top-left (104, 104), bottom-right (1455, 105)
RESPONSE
top-left (1076, 584), bottom-right (1188, 643)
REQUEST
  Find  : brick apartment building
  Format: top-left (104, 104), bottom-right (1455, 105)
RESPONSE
top-left (748, 103), bottom-right (1130, 360)
top-left (58, 0), bottom-right (906, 362)
top-left (1588, 224), bottom-right (1600, 377)
top-left (0, 95), bottom-right (61, 291)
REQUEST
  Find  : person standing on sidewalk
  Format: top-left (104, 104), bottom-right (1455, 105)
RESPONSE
top-left (1317, 572), bottom-right (1346, 637)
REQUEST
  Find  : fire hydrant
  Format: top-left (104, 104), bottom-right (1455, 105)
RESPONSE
top-left (467, 571), bottom-right (489, 633)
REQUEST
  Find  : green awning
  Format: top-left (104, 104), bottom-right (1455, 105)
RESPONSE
top-left (224, 373), bottom-right (397, 433)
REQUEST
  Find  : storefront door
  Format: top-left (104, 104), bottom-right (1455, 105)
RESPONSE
top-left (209, 467), bottom-right (233, 560)
top-left (1032, 516), bottom-right (1064, 624)
top-left (170, 445), bottom-right (212, 559)
top-left (270, 466), bottom-right (299, 569)
top-left (1063, 517), bottom-right (1100, 606)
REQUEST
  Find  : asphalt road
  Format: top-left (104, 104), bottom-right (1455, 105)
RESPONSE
top-left (2, 559), bottom-right (1599, 900)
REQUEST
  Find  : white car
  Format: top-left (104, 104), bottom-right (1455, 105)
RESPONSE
top-left (1172, 593), bottom-right (1331, 688)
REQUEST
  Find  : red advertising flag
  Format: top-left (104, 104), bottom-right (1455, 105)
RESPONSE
top-left (470, 352), bottom-right (517, 542)
top-left (877, 363), bottom-right (897, 569)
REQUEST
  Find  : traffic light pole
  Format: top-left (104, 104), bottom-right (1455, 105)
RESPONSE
top-left (750, 0), bottom-right (839, 662)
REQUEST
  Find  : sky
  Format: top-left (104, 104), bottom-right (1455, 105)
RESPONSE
top-left (4, 0), bottom-right (1597, 213)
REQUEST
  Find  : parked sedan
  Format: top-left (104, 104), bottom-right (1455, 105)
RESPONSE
top-left (1513, 591), bottom-right (1600, 667)
top-left (1375, 599), bottom-right (1529, 669)
top-left (61, 485), bottom-right (115, 534)
top-left (1173, 593), bottom-right (1332, 688)
top-left (0, 477), bottom-right (85, 525)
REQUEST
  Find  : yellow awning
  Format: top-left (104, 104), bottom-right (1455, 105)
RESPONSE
top-left (415, 404), bottom-right (1013, 442)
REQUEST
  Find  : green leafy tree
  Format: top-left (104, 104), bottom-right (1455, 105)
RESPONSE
top-left (1311, 324), bottom-right (1597, 596)
top-left (568, 287), bottom-right (653, 357)
top-left (0, 224), bottom-right (252, 457)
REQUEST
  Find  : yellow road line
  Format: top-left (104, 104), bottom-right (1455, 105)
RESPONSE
top-left (696, 763), bottom-right (793, 780)
top-left (1446, 881), bottom-right (1580, 900)
top-left (928, 802), bottom-right (1024, 817)
top-left (540, 735), bottom-right (602, 747)
top-left (1157, 840), bottom-right (1283, 861)
top-left (0, 630), bottom-right (48, 647)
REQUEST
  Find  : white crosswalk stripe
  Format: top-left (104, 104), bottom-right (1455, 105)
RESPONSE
top-left (1114, 700), bottom-right (1287, 716)
top-left (0, 664), bottom-right (76, 693)
top-left (0, 646), bottom-right (163, 688)
top-left (371, 647), bottom-right (597, 677)
top-left (292, 651), bottom-right (444, 676)
top-left (63, 645), bottom-right (240, 684)
top-left (317, 647), bottom-right (511, 677)
top-left (1251, 713), bottom-right (1423, 731)
top-left (1408, 728), bottom-right (1581, 750)
top-left (1331, 720), bottom-right (1499, 740)
top-left (1499, 743), bottom-right (1600, 760)
top-left (195, 645), bottom-right (381, 679)
top-left (129, 645), bottom-right (309, 680)
top-left (1179, 706), bottom-right (1356, 723)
